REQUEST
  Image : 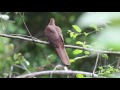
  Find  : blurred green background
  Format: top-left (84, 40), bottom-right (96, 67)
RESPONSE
top-left (0, 12), bottom-right (120, 78)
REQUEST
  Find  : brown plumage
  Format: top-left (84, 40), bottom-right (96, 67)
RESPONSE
top-left (45, 18), bottom-right (70, 65)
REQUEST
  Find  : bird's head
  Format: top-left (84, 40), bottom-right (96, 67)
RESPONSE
top-left (49, 18), bottom-right (55, 25)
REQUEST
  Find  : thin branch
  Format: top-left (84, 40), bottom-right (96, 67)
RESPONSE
top-left (1, 34), bottom-right (120, 55)
top-left (92, 53), bottom-right (100, 77)
top-left (15, 70), bottom-right (99, 78)
top-left (50, 65), bottom-right (63, 78)
top-left (18, 12), bottom-right (35, 41)
top-left (21, 62), bottom-right (31, 74)
top-left (13, 64), bottom-right (27, 70)
top-left (74, 55), bottom-right (90, 60)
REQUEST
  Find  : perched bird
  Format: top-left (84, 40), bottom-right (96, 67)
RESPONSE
top-left (45, 18), bottom-right (70, 66)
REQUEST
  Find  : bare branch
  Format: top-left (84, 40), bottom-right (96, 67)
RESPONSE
top-left (0, 34), bottom-right (120, 55)
top-left (92, 53), bottom-right (100, 77)
top-left (15, 70), bottom-right (99, 78)
top-left (18, 12), bottom-right (34, 40)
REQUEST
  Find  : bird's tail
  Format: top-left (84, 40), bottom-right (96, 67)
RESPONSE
top-left (55, 46), bottom-right (70, 66)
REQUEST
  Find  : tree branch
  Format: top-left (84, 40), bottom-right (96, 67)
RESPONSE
top-left (0, 34), bottom-right (120, 55)
top-left (15, 70), bottom-right (99, 78)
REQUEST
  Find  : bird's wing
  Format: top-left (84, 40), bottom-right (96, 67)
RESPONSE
top-left (45, 26), bottom-right (59, 48)
top-left (55, 26), bottom-right (64, 45)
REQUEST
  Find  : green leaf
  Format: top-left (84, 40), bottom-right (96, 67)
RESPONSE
top-left (67, 30), bottom-right (72, 33)
top-left (9, 43), bottom-right (14, 51)
top-left (3, 73), bottom-right (9, 78)
top-left (86, 45), bottom-right (92, 48)
top-left (84, 32), bottom-right (89, 36)
top-left (72, 25), bottom-right (81, 32)
top-left (24, 59), bottom-right (30, 66)
top-left (98, 66), bottom-right (103, 70)
top-left (73, 33), bottom-right (78, 39)
top-left (76, 74), bottom-right (84, 78)
top-left (101, 54), bottom-right (108, 60)
top-left (15, 60), bottom-right (20, 64)
top-left (73, 49), bottom-right (83, 55)
top-left (76, 41), bottom-right (84, 45)
top-left (84, 51), bottom-right (90, 55)
top-left (13, 54), bottom-right (18, 60)
top-left (70, 59), bottom-right (75, 63)
top-left (90, 24), bottom-right (97, 30)
top-left (83, 44), bottom-right (87, 48)
top-left (70, 32), bottom-right (74, 38)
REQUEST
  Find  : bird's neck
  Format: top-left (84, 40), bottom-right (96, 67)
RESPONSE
top-left (49, 18), bottom-right (55, 25)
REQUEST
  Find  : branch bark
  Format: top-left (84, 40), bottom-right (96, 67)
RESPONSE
top-left (15, 70), bottom-right (99, 78)
top-left (0, 34), bottom-right (120, 55)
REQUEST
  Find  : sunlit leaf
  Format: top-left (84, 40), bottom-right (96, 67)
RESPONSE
top-left (101, 54), bottom-right (108, 60)
top-left (0, 14), bottom-right (9, 20)
top-left (13, 54), bottom-right (18, 60)
top-left (3, 73), bottom-right (9, 78)
top-left (70, 32), bottom-right (74, 38)
top-left (73, 49), bottom-right (83, 55)
top-left (15, 60), bottom-right (20, 64)
top-left (24, 59), bottom-right (30, 66)
top-left (72, 25), bottom-right (81, 32)
top-left (9, 43), bottom-right (14, 51)
top-left (73, 33), bottom-right (78, 39)
top-left (98, 66), bottom-right (103, 70)
top-left (84, 32), bottom-right (89, 36)
top-left (90, 24), bottom-right (97, 30)
top-left (84, 51), bottom-right (90, 55)
top-left (67, 30), bottom-right (72, 33)
top-left (76, 41), bottom-right (84, 45)
top-left (76, 74), bottom-right (84, 78)
top-left (70, 59), bottom-right (75, 63)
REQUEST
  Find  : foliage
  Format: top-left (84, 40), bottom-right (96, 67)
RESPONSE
top-left (97, 65), bottom-right (120, 78)
top-left (0, 12), bottom-right (120, 78)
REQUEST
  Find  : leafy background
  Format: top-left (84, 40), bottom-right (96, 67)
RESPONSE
top-left (0, 12), bottom-right (120, 78)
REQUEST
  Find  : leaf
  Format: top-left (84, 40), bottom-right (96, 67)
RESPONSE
top-left (89, 24), bottom-right (97, 30)
top-left (73, 33), bottom-right (78, 39)
top-left (3, 73), bottom-right (9, 78)
top-left (15, 60), bottom-right (20, 64)
top-left (98, 66), bottom-right (103, 70)
top-left (73, 49), bottom-right (83, 55)
top-left (76, 74), bottom-right (84, 78)
top-left (76, 41), bottom-right (84, 45)
top-left (84, 51), bottom-right (90, 55)
top-left (24, 59), bottom-right (30, 66)
top-left (72, 25), bottom-right (81, 32)
top-left (67, 30), bottom-right (72, 33)
top-left (70, 32), bottom-right (74, 38)
top-left (0, 14), bottom-right (9, 20)
top-left (13, 54), bottom-right (18, 60)
top-left (101, 54), bottom-right (108, 60)
top-left (70, 59), bottom-right (75, 63)
top-left (9, 43), bottom-right (14, 51)
top-left (84, 32), bottom-right (89, 36)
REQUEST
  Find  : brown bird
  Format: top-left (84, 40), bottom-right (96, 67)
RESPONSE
top-left (45, 18), bottom-right (70, 66)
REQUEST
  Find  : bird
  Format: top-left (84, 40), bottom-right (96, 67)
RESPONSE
top-left (45, 18), bottom-right (70, 66)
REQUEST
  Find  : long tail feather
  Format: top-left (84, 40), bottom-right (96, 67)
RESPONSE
top-left (55, 47), bottom-right (70, 65)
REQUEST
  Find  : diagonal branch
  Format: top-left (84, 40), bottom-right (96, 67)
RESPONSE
top-left (15, 70), bottom-right (99, 78)
top-left (1, 34), bottom-right (120, 55)
top-left (92, 53), bottom-right (99, 77)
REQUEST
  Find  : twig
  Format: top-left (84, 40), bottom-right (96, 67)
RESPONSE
top-left (74, 55), bottom-right (90, 60)
top-left (18, 12), bottom-right (35, 42)
top-left (15, 70), bottom-right (99, 78)
top-left (0, 34), bottom-right (120, 55)
top-left (92, 53), bottom-right (100, 77)
top-left (13, 64), bottom-right (27, 70)
top-left (50, 65), bottom-right (63, 78)
top-left (21, 62), bottom-right (31, 74)
top-left (9, 65), bottom-right (13, 78)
